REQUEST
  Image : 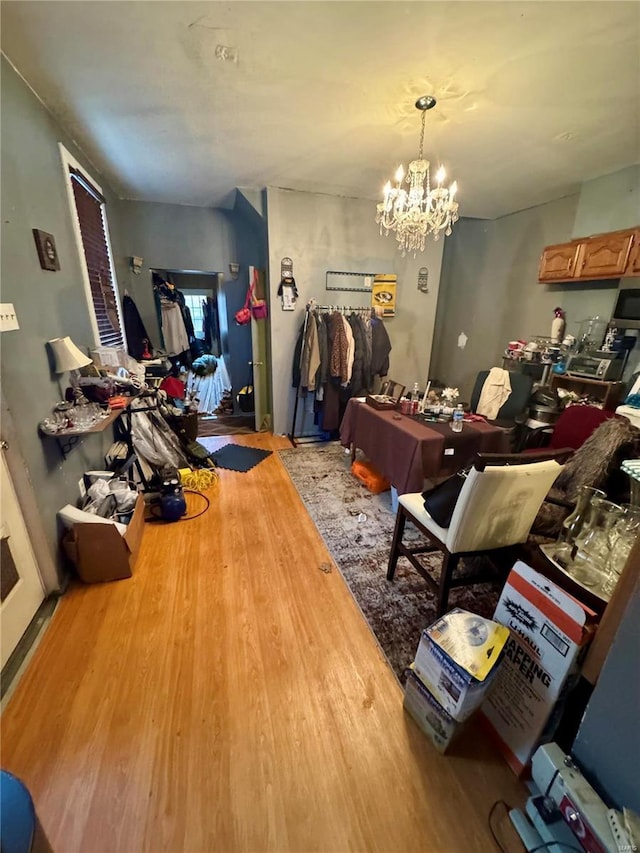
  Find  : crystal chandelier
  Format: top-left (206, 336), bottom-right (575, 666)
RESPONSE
top-left (376, 96), bottom-right (459, 256)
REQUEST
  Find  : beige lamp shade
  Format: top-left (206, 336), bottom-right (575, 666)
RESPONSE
top-left (48, 337), bottom-right (92, 373)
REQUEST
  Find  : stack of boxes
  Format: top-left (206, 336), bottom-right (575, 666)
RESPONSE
top-left (479, 561), bottom-right (595, 774)
top-left (403, 608), bottom-right (510, 753)
top-left (404, 563), bottom-right (596, 775)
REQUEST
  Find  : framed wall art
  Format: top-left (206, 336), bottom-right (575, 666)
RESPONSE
top-left (32, 228), bottom-right (60, 271)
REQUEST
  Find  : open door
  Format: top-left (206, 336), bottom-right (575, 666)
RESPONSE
top-left (1, 450), bottom-right (45, 668)
top-left (249, 266), bottom-right (271, 432)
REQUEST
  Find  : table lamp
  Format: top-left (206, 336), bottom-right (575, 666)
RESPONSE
top-left (48, 336), bottom-right (92, 397)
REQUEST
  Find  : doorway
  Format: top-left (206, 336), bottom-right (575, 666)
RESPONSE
top-left (149, 269), bottom-right (270, 435)
top-left (1, 452), bottom-right (45, 669)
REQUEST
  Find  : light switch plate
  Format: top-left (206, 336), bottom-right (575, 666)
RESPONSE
top-left (0, 304), bottom-right (19, 332)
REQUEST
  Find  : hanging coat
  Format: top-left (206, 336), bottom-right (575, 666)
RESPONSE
top-left (122, 294), bottom-right (153, 361)
top-left (370, 317), bottom-right (392, 380)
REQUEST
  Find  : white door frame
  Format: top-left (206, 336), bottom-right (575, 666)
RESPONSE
top-left (1, 393), bottom-right (59, 594)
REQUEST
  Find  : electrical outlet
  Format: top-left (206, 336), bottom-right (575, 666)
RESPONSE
top-left (78, 478), bottom-right (86, 499)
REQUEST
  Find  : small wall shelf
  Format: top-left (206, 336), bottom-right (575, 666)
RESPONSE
top-left (39, 407), bottom-right (126, 460)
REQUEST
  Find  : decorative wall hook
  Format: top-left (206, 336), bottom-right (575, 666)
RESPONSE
top-left (281, 257), bottom-right (293, 280)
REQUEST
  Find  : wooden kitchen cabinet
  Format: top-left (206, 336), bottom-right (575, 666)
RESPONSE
top-left (576, 228), bottom-right (635, 278)
top-left (538, 242), bottom-right (582, 281)
top-left (628, 229), bottom-right (640, 275)
top-left (538, 227), bottom-right (639, 283)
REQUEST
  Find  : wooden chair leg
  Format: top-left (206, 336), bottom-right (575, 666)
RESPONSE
top-left (437, 552), bottom-right (460, 616)
top-left (387, 507), bottom-right (407, 581)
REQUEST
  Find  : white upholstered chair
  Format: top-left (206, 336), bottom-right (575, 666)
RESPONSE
top-left (387, 452), bottom-right (568, 616)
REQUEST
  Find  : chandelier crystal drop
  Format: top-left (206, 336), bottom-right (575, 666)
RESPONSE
top-left (376, 96), bottom-right (459, 256)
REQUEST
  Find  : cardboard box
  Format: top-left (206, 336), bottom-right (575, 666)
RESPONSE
top-left (403, 668), bottom-right (462, 753)
top-left (413, 608), bottom-right (510, 722)
top-left (480, 560), bottom-right (595, 775)
top-left (62, 494), bottom-right (145, 583)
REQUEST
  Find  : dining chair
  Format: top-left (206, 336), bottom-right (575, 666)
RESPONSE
top-left (387, 450), bottom-right (570, 616)
top-left (470, 370), bottom-right (533, 428)
top-left (522, 404), bottom-right (615, 452)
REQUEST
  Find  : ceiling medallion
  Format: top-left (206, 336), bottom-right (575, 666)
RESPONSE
top-left (376, 96), bottom-right (459, 256)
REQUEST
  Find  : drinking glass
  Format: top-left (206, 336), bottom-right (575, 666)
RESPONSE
top-left (601, 505), bottom-right (640, 595)
top-left (569, 499), bottom-right (625, 587)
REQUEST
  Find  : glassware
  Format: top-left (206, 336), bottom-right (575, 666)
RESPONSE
top-left (601, 505), bottom-right (640, 595)
top-left (569, 499), bottom-right (625, 587)
top-left (554, 486), bottom-right (605, 567)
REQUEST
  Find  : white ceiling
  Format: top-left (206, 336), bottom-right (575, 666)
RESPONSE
top-left (2, 1), bottom-right (639, 219)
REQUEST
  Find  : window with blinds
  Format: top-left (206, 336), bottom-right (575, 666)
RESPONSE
top-left (68, 167), bottom-right (124, 348)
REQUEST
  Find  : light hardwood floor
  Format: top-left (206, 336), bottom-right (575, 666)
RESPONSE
top-left (1, 433), bottom-right (524, 852)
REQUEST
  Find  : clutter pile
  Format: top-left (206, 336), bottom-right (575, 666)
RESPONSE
top-left (58, 471), bottom-right (145, 584)
top-left (403, 608), bottom-right (509, 753)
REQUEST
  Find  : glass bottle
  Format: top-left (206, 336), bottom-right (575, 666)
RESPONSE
top-left (554, 486), bottom-right (605, 567)
top-left (451, 404), bottom-right (464, 432)
top-left (569, 499), bottom-right (625, 588)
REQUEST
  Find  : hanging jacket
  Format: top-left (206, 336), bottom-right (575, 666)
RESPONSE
top-left (292, 322), bottom-right (305, 389)
top-left (348, 314), bottom-right (368, 397)
top-left (370, 317), bottom-right (392, 380)
top-left (329, 312), bottom-right (349, 384)
top-left (122, 294), bottom-right (153, 361)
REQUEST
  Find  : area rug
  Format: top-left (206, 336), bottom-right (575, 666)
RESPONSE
top-left (278, 442), bottom-right (501, 681)
top-left (210, 443), bottom-right (272, 472)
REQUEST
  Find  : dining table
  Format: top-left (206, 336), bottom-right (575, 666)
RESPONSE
top-left (339, 398), bottom-right (510, 495)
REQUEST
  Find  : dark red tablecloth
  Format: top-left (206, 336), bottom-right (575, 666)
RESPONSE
top-left (339, 399), bottom-right (509, 494)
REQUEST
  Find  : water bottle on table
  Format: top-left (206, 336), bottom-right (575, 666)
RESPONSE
top-left (451, 405), bottom-right (464, 432)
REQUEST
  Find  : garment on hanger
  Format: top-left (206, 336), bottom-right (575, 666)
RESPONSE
top-left (122, 294), bottom-right (153, 361)
top-left (342, 314), bottom-right (355, 385)
top-left (329, 312), bottom-right (349, 385)
top-left (348, 313), bottom-right (369, 397)
top-left (301, 313), bottom-right (321, 390)
top-left (161, 300), bottom-right (189, 356)
top-left (370, 316), bottom-right (392, 382)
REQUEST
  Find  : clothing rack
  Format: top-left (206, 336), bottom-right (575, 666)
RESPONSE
top-left (288, 300), bottom-right (375, 447)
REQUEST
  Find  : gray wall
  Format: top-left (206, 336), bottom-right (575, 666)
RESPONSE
top-left (431, 192), bottom-right (625, 400)
top-left (113, 199), bottom-right (235, 351)
top-left (266, 187), bottom-right (445, 436)
top-left (573, 578), bottom-right (640, 811)
top-left (1, 58), bottom-right (125, 587)
top-left (573, 165), bottom-right (640, 237)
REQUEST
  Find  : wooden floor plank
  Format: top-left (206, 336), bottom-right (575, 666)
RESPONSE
top-left (1, 433), bottom-right (524, 852)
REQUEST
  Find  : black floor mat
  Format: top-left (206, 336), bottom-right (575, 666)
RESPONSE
top-left (210, 444), bottom-right (272, 473)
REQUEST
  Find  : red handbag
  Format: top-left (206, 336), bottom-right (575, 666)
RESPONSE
top-left (235, 285), bottom-right (252, 325)
top-left (250, 269), bottom-right (268, 320)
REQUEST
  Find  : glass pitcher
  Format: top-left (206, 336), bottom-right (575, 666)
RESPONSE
top-left (554, 486), bottom-right (606, 567)
top-left (601, 504), bottom-right (640, 596)
top-left (569, 499), bottom-right (626, 588)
